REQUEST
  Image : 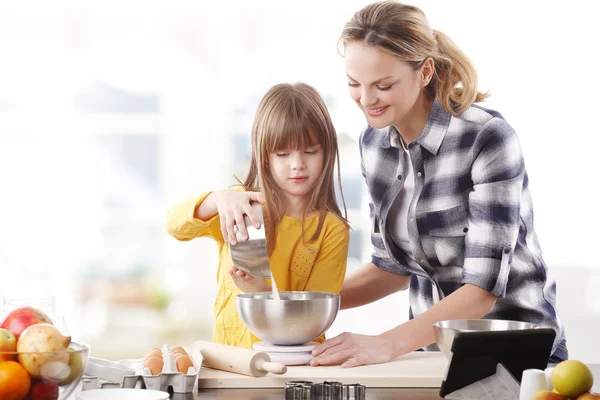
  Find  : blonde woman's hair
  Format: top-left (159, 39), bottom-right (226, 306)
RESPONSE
top-left (242, 82), bottom-right (349, 253)
top-left (340, 0), bottom-right (488, 115)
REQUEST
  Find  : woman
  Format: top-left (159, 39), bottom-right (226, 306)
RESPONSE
top-left (310, 0), bottom-right (566, 368)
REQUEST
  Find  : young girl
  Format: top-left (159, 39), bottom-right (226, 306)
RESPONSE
top-left (166, 82), bottom-right (350, 349)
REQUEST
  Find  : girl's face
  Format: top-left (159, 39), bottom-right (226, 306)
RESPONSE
top-left (345, 41), bottom-right (424, 129)
top-left (268, 144), bottom-right (324, 204)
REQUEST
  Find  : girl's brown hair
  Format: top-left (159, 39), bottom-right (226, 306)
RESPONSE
top-left (340, 0), bottom-right (488, 115)
top-left (243, 82), bottom-right (349, 253)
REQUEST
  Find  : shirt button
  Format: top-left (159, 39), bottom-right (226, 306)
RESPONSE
top-left (397, 174), bottom-right (402, 180)
top-left (417, 172), bottom-right (422, 177)
top-left (410, 217), bottom-right (414, 222)
top-left (420, 259), bottom-right (426, 264)
top-left (379, 218), bottom-right (383, 224)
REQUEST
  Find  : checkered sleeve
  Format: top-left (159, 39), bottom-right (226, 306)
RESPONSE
top-left (462, 117), bottom-right (525, 297)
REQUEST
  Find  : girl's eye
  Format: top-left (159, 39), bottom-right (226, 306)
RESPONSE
top-left (305, 150), bottom-right (318, 155)
top-left (377, 85), bottom-right (392, 91)
top-left (348, 82), bottom-right (359, 88)
top-left (276, 153), bottom-right (289, 157)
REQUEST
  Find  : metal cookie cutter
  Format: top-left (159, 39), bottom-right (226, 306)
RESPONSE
top-left (342, 383), bottom-right (366, 399)
top-left (284, 380), bottom-right (366, 399)
top-left (285, 380), bottom-right (314, 399)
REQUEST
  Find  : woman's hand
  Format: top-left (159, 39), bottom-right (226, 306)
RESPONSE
top-left (310, 332), bottom-right (396, 368)
top-left (228, 266), bottom-right (270, 293)
top-left (213, 190), bottom-right (265, 244)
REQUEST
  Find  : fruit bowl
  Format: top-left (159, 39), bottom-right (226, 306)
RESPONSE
top-left (0, 341), bottom-right (90, 400)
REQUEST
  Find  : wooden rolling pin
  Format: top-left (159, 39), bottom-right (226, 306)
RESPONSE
top-left (190, 340), bottom-right (287, 377)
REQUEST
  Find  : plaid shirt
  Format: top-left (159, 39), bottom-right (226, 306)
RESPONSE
top-left (360, 100), bottom-right (565, 354)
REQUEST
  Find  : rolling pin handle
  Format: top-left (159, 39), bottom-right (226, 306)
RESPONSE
top-left (257, 359), bottom-right (287, 374)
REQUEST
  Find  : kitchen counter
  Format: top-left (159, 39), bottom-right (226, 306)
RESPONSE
top-left (70, 363), bottom-right (600, 399)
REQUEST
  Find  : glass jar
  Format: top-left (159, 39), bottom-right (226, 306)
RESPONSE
top-left (1, 295), bottom-right (69, 336)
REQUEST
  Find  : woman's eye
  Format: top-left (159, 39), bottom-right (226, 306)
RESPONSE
top-left (348, 82), bottom-right (359, 88)
top-left (377, 85), bottom-right (392, 91)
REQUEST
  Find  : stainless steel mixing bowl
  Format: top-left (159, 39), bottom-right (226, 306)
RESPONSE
top-left (236, 291), bottom-right (340, 346)
top-left (433, 319), bottom-right (538, 359)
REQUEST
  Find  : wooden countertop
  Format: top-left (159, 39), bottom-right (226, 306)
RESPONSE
top-left (198, 352), bottom-right (448, 389)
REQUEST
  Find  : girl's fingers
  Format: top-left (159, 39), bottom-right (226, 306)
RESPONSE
top-left (233, 209), bottom-right (248, 242)
top-left (243, 202), bottom-right (261, 229)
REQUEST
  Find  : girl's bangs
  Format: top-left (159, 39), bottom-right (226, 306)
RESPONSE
top-left (263, 108), bottom-right (324, 153)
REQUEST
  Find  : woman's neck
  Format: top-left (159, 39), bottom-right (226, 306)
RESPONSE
top-left (393, 94), bottom-right (434, 146)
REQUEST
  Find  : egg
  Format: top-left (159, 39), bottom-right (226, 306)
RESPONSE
top-left (143, 355), bottom-right (164, 375)
top-left (175, 353), bottom-right (194, 374)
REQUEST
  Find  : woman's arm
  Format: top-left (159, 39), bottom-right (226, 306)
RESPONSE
top-left (340, 262), bottom-right (410, 310)
top-left (381, 283), bottom-right (497, 358)
top-left (311, 283), bottom-right (497, 367)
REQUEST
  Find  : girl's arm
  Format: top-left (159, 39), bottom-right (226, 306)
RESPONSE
top-left (166, 188), bottom-right (265, 243)
top-left (340, 262), bottom-right (410, 310)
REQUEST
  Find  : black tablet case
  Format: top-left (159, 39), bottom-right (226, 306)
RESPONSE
top-left (439, 328), bottom-right (556, 398)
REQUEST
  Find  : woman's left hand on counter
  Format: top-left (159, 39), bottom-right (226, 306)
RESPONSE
top-left (310, 332), bottom-right (396, 368)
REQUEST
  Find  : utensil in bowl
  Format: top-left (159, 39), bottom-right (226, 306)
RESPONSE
top-left (0, 341), bottom-right (90, 400)
top-left (433, 319), bottom-right (537, 359)
top-left (229, 202), bottom-right (271, 279)
top-left (236, 291), bottom-right (340, 346)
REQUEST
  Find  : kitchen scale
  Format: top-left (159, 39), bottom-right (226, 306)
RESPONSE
top-left (253, 341), bottom-right (319, 366)
top-left (440, 328), bottom-right (556, 398)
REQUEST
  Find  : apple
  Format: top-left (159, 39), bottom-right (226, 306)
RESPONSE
top-left (532, 390), bottom-right (570, 400)
top-left (25, 379), bottom-right (59, 400)
top-left (0, 328), bottom-right (17, 361)
top-left (552, 360), bottom-right (594, 398)
top-left (577, 393), bottom-right (600, 400)
top-left (0, 307), bottom-right (53, 340)
top-left (59, 347), bottom-right (83, 385)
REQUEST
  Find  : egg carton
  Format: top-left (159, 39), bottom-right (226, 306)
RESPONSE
top-left (82, 344), bottom-right (203, 394)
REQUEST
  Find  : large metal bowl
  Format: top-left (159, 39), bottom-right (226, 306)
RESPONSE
top-left (433, 319), bottom-right (537, 359)
top-left (236, 291), bottom-right (340, 346)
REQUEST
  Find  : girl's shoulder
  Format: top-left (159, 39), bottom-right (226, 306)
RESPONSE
top-left (322, 211), bottom-right (351, 233)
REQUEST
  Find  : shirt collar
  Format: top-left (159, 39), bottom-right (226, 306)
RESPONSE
top-left (379, 99), bottom-right (452, 155)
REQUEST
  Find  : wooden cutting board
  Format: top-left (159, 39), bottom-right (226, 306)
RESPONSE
top-left (197, 352), bottom-right (448, 388)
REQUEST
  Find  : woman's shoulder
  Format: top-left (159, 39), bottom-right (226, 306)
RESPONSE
top-left (453, 103), bottom-right (518, 141)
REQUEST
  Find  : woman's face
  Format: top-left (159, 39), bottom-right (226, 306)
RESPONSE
top-left (345, 41), bottom-right (424, 129)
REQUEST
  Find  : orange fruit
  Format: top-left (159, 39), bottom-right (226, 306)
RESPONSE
top-left (0, 360), bottom-right (31, 400)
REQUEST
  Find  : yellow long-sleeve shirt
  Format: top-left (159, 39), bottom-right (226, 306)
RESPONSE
top-left (165, 192), bottom-right (350, 348)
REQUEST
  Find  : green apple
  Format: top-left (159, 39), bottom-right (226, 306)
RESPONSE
top-left (59, 347), bottom-right (83, 386)
top-left (0, 328), bottom-right (17, 361)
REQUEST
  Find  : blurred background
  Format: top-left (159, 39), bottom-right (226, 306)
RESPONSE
top-left (0, 0), bottom-right (598, 362)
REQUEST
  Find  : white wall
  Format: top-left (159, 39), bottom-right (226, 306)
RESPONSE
top-left (0, 0), bottom-right (598, 361)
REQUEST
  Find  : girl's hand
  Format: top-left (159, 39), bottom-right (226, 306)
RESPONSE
top-left (213, 190), bottom-right (266, 244)
top-left (229, 266), bottom-right (270, 293)
top-left (309, 332), bottom-right (395, 368)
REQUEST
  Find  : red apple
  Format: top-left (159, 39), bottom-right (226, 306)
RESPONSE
top-left (0, 307), bottom-right (52, 340)
top-left (25, 379), bottom-right (59, 400)
top-left (577, 393), bottom-right (600, 400)
top-left (0, 328), bottom-right (17, 361)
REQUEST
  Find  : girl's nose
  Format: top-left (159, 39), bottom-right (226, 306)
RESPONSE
top-left (291, 153), bottom-right (306, 170)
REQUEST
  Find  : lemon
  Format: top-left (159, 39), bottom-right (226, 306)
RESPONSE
top-left (551, 360), bottom-right (594, 398)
